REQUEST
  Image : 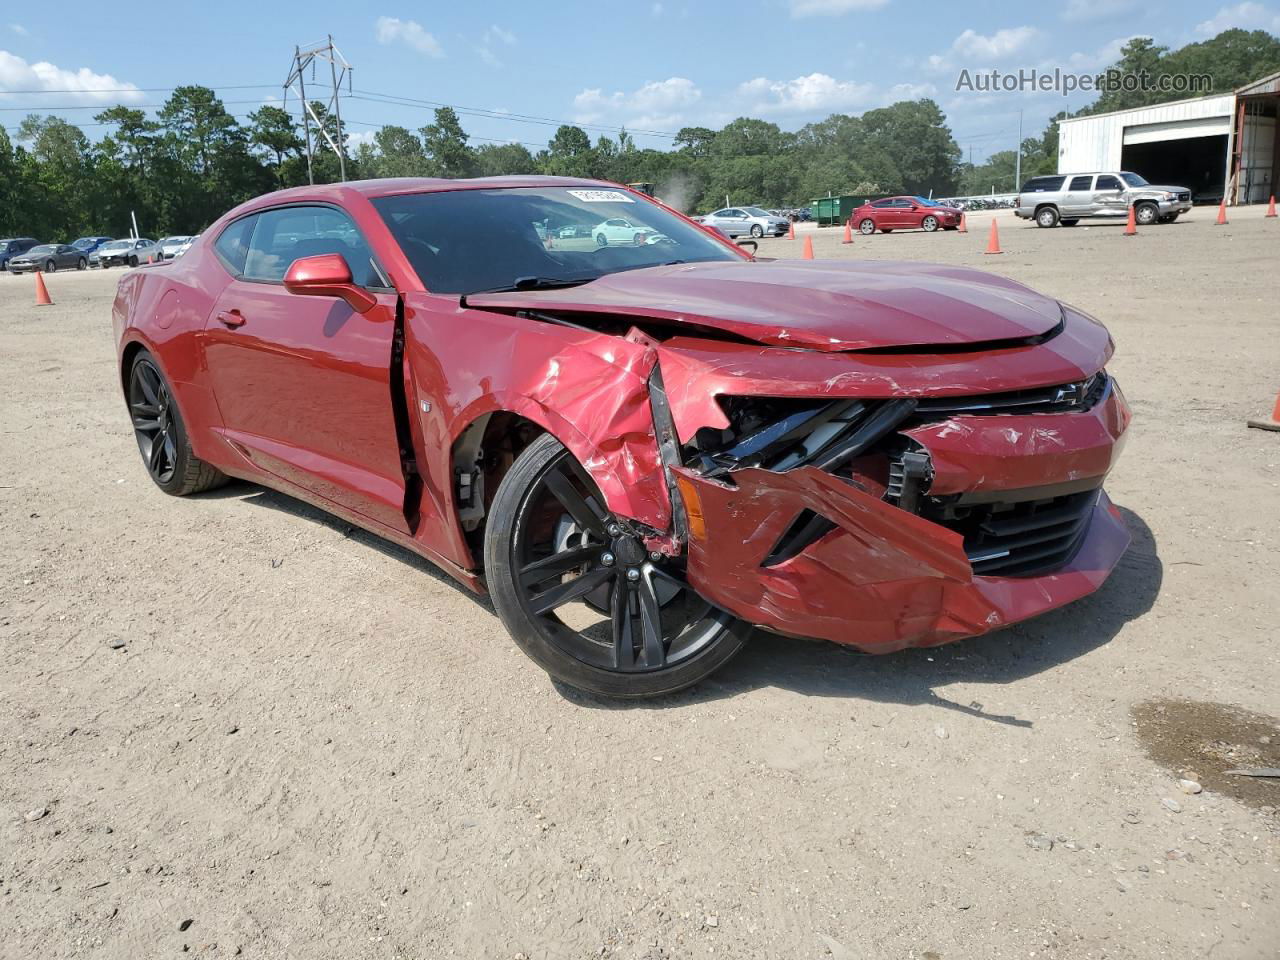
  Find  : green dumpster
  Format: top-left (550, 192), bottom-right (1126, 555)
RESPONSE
top-left (809, 195), bottom-right (863, 226)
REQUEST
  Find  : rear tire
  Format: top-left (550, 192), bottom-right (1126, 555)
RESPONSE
top-left (77, 257), bottom-right (87, 270)
top-left (484, 433), bottom-right (749, 698)
top-left (1036, 206), bottom-right (1060, 228)
top-left (127, 351), bottom-right (228, 496)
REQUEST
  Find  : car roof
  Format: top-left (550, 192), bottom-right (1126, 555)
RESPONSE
top-left (223, 176), bottom-right (632, 218)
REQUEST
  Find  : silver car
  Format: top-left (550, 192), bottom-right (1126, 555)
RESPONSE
top-left (1014, 171), bottom-right (1193, 228)
top-left (96, 237), bottom-right (161, 268)
top-left (699, 206), bottom-right (790, 238)
top-left (158, 235), bottom-right (195, 260)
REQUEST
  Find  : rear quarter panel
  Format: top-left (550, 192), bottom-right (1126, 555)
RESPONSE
top-left (113, 248), bottom-right (233, 462)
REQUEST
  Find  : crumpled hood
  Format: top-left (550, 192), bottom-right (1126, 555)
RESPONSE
top-left (464, 259), bottom-right (1064, 351)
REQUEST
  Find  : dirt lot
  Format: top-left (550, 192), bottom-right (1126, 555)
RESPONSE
top-left (2, 210), bottom-right (1278, 960)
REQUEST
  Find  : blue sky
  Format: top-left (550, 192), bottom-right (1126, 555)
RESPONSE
top-left (3, 0), bottom-right (1277, 162)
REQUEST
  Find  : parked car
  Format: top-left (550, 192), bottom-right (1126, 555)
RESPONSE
top-left (113, 176), bottom-right (1130, 699)
top-left (7, 243), bottom-right (87, 273)
top-left (592, 217), bottom-right (667, 246)
top-left (158, 236), bottom-right (195, 260)
top-left (1014, 172), bottom-right (1193, 227)
top-left (72, 236), bottom-right (115, 256)
top-left (0, 237), bottom-right (41, 272)
top-left (97, 238), bottom-right (160, 268)
top-left (851, 196), bottom-right (962, 235)
top-left (172, 236), bottom-right (199, 258)
top-left (699, 206), bottom-right (790, 238)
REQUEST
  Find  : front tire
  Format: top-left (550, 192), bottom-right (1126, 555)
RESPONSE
top-left (484, 433), bottom-right (749, 698)
top-left (127, 351), bottom-right (227, 496)
top-left (128, 256), bottom-right (138, 267)
top-left (1135, 202), bottom-right (1159, 226)
top-left (44, 260), bottom-right (56, 273)
top-left (750, 224), bottom-right (763, 238)
top-left (859, 218), bottom-right (876, 235)
top-left (1036, 206), bottom-right (1060, 228)
top-left (595, 233), bottom-right (608, 247)
top-left (922, 215), bottom-right (939, 232)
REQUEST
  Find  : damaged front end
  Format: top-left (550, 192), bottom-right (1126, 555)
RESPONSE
top-left (655, 336), bottom-right (1132, 654)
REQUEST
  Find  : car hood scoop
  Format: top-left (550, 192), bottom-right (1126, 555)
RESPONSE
top-left (463, 259), bottom-right (1064, 352)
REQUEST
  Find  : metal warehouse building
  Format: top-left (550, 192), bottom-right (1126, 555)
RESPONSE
top-left (1057, 70), bottom-right (1280, 205)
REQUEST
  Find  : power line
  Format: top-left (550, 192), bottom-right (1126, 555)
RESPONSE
top-left (0, 83), bottom-right (279, 95)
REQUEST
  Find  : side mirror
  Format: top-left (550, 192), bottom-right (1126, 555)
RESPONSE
top-left (736, 239), bottom-right (759, 255)
top-left (284, 254), bottom-right (377, 314)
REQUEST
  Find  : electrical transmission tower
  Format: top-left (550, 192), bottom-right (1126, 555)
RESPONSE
top-left (283, 36), bottom-right (352, 184)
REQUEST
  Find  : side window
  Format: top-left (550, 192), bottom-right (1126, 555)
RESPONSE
top-left (710, 209), bottom-right (729, 218)
top-left (1068, 175), bottom-right (1093, 191)
top-left (214, 215), bottom-right (256, 276)
top-left (1095, 175), bottom-right (1122, 191)
top-left (243, 206), bottom-right (377, 286)
top-left (872, 199), bottom-right (892, 208)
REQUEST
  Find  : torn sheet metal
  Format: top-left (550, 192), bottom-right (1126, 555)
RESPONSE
top-left (654, 305), bottom-right (1115, 443)
top-left (675, 465), bottom-right (1130, 654)
top-left (401, 294), bottom-right (671, 570)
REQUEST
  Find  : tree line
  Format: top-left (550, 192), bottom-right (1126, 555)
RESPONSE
top-left (1, 28), bottom-right (1274, 241)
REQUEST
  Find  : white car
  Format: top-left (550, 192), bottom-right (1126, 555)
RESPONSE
top-left (172, 236), bottom-right (199, 258)
top-left (158, 235), bottom-right (195, 260)
top-left (592, 217), bottom-right (667, 247)
top-left (96, 238), bottom-right (162, 268)
top-left (698, 206), bottom-right (790, 238)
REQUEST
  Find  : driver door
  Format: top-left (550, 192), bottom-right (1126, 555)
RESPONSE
top-left (201, 204), bottom-right (410, 533)
top-left (1092, 174), bottom-right (1127, 217)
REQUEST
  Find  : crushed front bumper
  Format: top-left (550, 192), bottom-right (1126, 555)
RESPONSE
top-left (673, 383), bottom-right (1131, 653)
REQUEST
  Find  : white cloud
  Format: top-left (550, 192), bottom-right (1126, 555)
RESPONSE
top-left (1196, 2), bottom-right (1280, 35)
top-left (574, 77), bottom-right (702, 130)
top-left (8, 23), bottom-right (28, 36)
top-left (486, 24), bottom-right (516, 45)
top-left (926, 26), bottom-right (1041, 72)
top-left (737, 72), bottom-right (874, 115)
top-left (1061, 0), bottom-right (1138, 22)
top-left (789, 0), bottom-right (889, 16)
top-left (0, 49), bottom-right (143, 102)
top-left (1057, 35), bottom-right (1131, 71)
top-left (374, 17), bottom-right (444, 57)
top-left (651, 1), bottom-right (664, 14)
top-left (346, 129), bottom-right (377, 149)
top-left (475, 24), bottom-right (516, 68)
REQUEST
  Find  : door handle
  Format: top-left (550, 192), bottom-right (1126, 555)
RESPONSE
top-left (217, 309), bottom-right (246, 328)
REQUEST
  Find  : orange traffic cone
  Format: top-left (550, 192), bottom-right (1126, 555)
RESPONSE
top-left (1215, 200), bottom-right (1228, 225)
top-left (983, 218), bottom-right (1003, 255)
top-left (1123, 204), bottom-right (1137, 236)
top-left (1247, 389), bottom-right (1280, 432)
top-left (788, 220), bottom-right (796, 241)
top-left (801, 235), bottom-right (815, 259)
top-left (1266, 195), bottom-right (1277, 218)
top-left (842, 219), bottom-right (853, 244)
top-left (957, 212), bottom-right (968, 233)
top-left (34, 271), bottom-right (53, 306)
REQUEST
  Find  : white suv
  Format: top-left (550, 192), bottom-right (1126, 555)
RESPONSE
top-left (1014, 172), bottom-right (1193, 227)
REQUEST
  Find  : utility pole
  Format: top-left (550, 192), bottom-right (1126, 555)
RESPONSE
top-left (284, 35), bottom-right (352, 184)
top-left (1014, 110), bottom-right (1023, 190)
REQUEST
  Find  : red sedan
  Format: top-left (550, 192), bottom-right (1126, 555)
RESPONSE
top-left (113, 177), bottom-right (1130, 698)
top-left (852, 196), bottom-right (962, 234)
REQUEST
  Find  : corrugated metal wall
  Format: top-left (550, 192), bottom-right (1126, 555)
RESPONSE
top-left (1058, 95), bottom-right (1236, 173)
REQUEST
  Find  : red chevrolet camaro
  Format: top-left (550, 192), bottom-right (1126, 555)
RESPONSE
top-left (852, 196), bottom-right (962, 234)
top-left (113, 176), bottom-right (1130, 698)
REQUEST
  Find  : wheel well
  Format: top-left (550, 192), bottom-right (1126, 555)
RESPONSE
top-left (452, 412), bottom-right (547, 567)
top-left (119, 340), bottom-right (146, 395)
top-left (1035, 203), bottom-right (1058, 216)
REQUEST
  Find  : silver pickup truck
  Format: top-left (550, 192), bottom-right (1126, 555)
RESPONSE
top-left (1014, 171), bottom-right (1193, 228)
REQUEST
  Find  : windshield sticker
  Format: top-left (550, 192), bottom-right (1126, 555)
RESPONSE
top-left (567, 189), bottom-right (635, 203)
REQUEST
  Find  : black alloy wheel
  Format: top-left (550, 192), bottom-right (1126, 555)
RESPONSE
top-left (129, 356), bottom-right (180, 485)
top-left (484, 434), bottom-right (747, 698)
top-left (127, 352), bottom-right (226, 496)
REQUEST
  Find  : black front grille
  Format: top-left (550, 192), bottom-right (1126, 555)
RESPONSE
top-left (914, 372), bottom-right (1108, 419)
top-left (1177, 192), bottom-right (1191, 202)
top-left (926, 489), bottom-right (1099, 577)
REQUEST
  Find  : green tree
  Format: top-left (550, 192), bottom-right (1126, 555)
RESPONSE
top-left (249, 105), bottom-right (304, 184)
top-left (474, 142), bottom-right (539, 176)
top-left (542, 124), bottom-right (595, 177)
top-left (420, 107), bottom-right (476, 178)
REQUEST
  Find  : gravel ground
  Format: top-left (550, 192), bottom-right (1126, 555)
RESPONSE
top-left (2, 209), bottom-right (1278, 960)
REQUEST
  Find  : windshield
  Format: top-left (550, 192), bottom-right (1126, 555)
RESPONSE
top-left (28, 245), bottom-right (55, 255)
top-left (743, 206), bottom-right (772, 217)
top-left (913, 196), bottom-right (943, 206)
top-left (161, 236), bottom-right (189, 245)
top-left (372, 186), bottom-right (742, 296)
top-left (102, 241), bottom-right (130, 251)
top-left (1120, 172), bottom-right (1149, 187)
top-left (72, 237), bottom-right (96, 249)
